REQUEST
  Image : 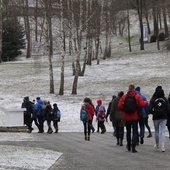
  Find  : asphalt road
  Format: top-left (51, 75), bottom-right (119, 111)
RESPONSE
top-left (1, 132), bottom-right (170, 170)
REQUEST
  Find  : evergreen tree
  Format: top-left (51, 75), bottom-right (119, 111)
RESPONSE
top-left (2, 18), bottom-right (25, 62)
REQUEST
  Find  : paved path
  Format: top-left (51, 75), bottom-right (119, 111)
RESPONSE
top-left (1, 132), bottom-right (170, 170)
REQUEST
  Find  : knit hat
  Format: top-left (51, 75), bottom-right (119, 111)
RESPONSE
top-left (97, 99), bottom-right (102, 105)
top-left (118, 91), bottom-right (124, 97)
top-left (135, 86), bottom-right (140, 92)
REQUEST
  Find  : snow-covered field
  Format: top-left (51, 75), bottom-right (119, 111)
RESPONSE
top-left (0, 39), bottom-right (169, 169)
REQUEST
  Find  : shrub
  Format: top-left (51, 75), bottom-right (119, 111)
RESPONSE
top-left (150, 35), bottom-right (157, 43)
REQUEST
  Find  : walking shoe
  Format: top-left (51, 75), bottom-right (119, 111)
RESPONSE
top-left (92, 128), bottom-right (95, 133)
top-left (147, 134), bottom-right (152, 138)
top-left (140, 137), bottom-right (144, 144)
top-left (85, 136), bottom-right (87, 140)
top-left (87, 136), bottom-right (90, 141)
top-left (154, 144), bottom-right (159, 150)
top-left (161, 147), bottom-right (165, 152)
top-left (132, 148), bottom-right (138, 153)
top-left (126, 145), bottom-right (131, 151)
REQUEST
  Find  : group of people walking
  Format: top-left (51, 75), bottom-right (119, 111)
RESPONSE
top-left (80, 84), bottom-right (170, 153)
top-left (22, 96), bottom-right (61, 134)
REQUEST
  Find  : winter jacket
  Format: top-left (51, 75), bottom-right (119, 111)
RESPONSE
top-left (110, 96), bottom-right (125, 127)
top-left (118, 90), bottom-right (147, 121)
top-left (97, 105), bottom-right (106, 122)
top-left (44, 104), bottom-right (54, 121)
top-left (135, 91), bottom-right (149, 118)
top-left (148, 96), bottom-right (169, 120)
top-left (34, 99), bottom-right (45, 116)
top-left (83, 102), bottom-right (94, 121)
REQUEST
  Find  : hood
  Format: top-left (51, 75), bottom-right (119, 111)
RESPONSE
top-left (127, 90), bottom-right (136, 97)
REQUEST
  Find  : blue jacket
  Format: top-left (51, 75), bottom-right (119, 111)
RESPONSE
top-left (136, 91), bottom-right (149, 118)
top-left (34, 99), bottom-right (44, 116)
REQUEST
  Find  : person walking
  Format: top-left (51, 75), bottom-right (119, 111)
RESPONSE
top-left (34, 97), bottom-right (45, 133)
top-left (118, 85), bottom-right (147, 153)
top-left (80, 98), bottom-right (95, 141)
top-left (44, 101), bottom-right (54, 134)
top-left (106, 95), bottom-right (116, 136)
top-left (97, 105), bottom-right (106, 134)
top-left (110, 91), bottom-right (125, 146)
top-left (148, 86), bottom-right (170, 152)
top-left (21, 96), bottom-right (34, 133)
top-left (30, 99), bottom-right (40, 132)
top-left (95, 99), bottom-right (104, 133)
top-left (135, 86), bottom-right (152, 145)
top-left (53, 103), bottom-right (61, 133)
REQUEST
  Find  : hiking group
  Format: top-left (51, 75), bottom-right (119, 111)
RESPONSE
top-left (21, 97), bottom-right (61, 134)
top-left (80, 84), bottom-right (170, 153)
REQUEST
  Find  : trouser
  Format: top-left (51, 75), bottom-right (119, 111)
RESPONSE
top-left (98, 121), bottom-right (106, 132)
top-left (53, 120), bottom-right (59, 132)
top-left (126, 120), bottom-right (138, 149)
top-left (144, 117), bottom-right (152, 135)
top-left (47, 120), bottom-right (53, 132)
top-left (24, 113), bottom-right (32, 130)
top-left (37, 115), bottom-right (44, 132)
top-left (153, 119), bottom-right (167, 147)
top-left (31, 118), bottom-right (40, 130)
top-left (83, 120), bottom-right (92, 136)
top-left (115, 126), bottom-right (124, 141)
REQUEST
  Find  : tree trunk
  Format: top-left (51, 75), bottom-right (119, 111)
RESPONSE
top-left (162, 7), bottom-right (169, 38)
top-left (24, 0), bottom-right (31, 58)
top-left (127, 0), bottom-right (132, 52)
top-left (59, 0), bottom-right (65, 95)
top-left (136, 0), bottom-right (144, 50)
top-left (0, 0), bottom-right (2, 63)
top-left (44, 0), bottom-right (54, 94)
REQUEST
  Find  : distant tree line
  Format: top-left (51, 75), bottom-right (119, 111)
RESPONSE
top-left (0, 0), bottom-right (169, 95)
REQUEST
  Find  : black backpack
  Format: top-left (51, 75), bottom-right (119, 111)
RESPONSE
top-left (153, 98), bottom-right (167, 118)
top-left (124, 94), bottom-right (137, 114)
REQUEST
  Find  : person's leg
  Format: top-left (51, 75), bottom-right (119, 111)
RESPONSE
top-left (144, 117), bottom-right (152, 137)
top-left (125, 121), bottom-right (131, 151)
top-left (131, 120), bottom-right (138, 152)
top-left (97, 121), bottom-right (100, 132)
top-left (83, 122), bottom-right (87, 140)
top-left (116, 126), bottom-right (120, 145)
top-left (139, 118), bottom-right (145, 144)
top-left (112, 122), bottom-right (116, 136)
top-left (153, 120), bottom-right (160, 148)
top-left (119, 126), bottom-right (124, 146)
top-left (37, 115), bottom-right (44, 133)
top-left (33, 118), bottom-right (40, 130)
top-left (87, 120), bottom-right (92, 140)
top-left (159, 119), bottom-right (167, 152)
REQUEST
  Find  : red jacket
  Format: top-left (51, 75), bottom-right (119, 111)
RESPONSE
top-left (85, 104), bottom-right (94, 121)
top-left (118, 90), bottom-right (147, 121)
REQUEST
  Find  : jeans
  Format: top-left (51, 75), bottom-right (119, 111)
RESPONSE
top-left (153, 119), bottom-right (167, 147)
top-left (83, 120), bottom-right (92, 136)
top-left (126, 120), bottom-right (138, 149)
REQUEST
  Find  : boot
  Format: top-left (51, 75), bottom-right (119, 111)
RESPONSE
top-left (87, 136), bottom-right (90, 141)
top-left (132, 146), bottom-right (138, 153)
top-left (85, 136), bottom-right (87, 140)
top-left (119, 139), bottom-right (123, 146)
top-left (116, 138), bottom-right (119, 145)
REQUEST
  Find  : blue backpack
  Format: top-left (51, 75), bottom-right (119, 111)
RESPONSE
top-left (80, 107), bottom-right (88, 122)
top-left (56, 110), bottom-right (61, 118)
